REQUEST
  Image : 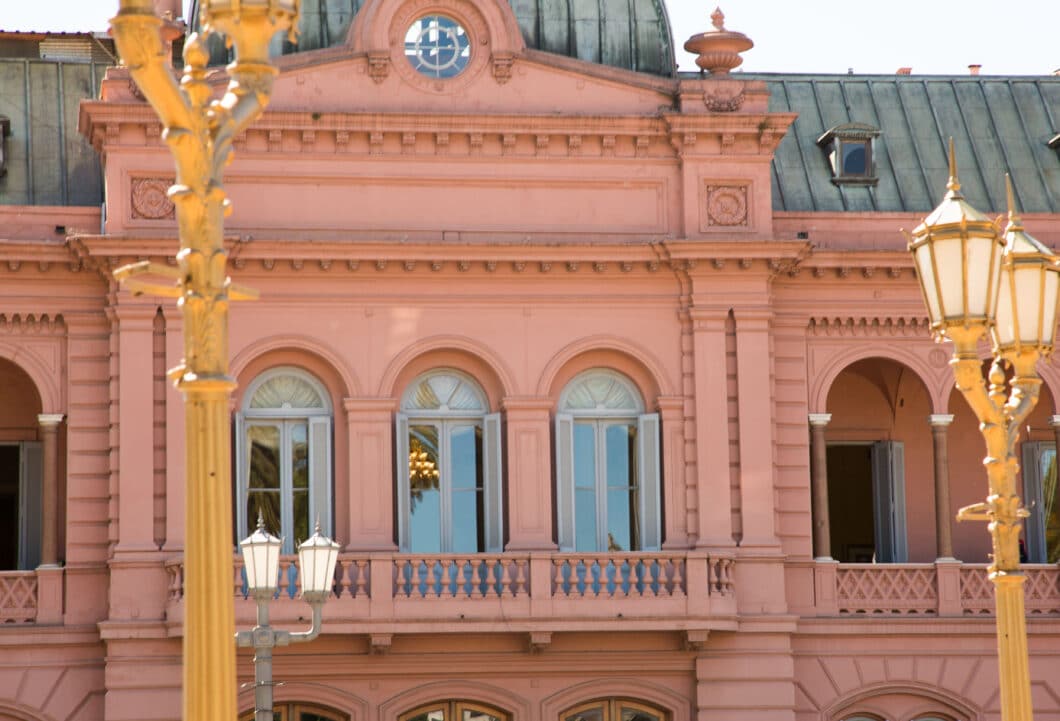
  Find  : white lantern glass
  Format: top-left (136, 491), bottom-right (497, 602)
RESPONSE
top-left (913, 241), bottom-right (942, 323)
top-left (1044, 270), bottom-right (1060, 347)
top-left (933, 236), bottom-right (965, 321)
top-left (297, 527), bottom-right (340, 596)
top-left (240, 522), bottom-right (283, 593)
top-left (967, 235), bottom-right (1000, 320)
top-left (995, 260), bottom-right (1060, 352)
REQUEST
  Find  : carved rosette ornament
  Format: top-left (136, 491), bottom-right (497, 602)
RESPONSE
top-left (705, 185), bottom-right (748, 227)
top-left (131, 177), bottom-right (176, 219)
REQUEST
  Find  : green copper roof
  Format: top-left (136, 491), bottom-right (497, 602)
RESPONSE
top-left (191, 0), bottom-right (675, 76)
top-left (757, 74), bottom-right (1060, 214)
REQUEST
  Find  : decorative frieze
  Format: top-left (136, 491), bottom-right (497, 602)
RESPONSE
top-left (808, 316), bottom-right (930, 337)
top-left (0, 313), bottom-right (66, 334)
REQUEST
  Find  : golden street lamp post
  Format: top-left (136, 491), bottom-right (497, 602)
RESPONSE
top-left (908, 141), bottom-right (1060, 721)
top-left (109, 2), bottom-right (299, 720)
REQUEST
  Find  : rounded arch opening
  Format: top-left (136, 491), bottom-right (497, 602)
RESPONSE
top-left (384, 342), bottom-right (511, 411)
top-left (542, 343), bottom-right (667, 410)
top-left (822, 357), bottom-right (935, 564)
top-left (826, 684), bottom-right (978, 721)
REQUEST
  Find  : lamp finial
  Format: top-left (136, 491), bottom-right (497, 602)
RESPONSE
top-left (314, 515), bottom-right (322, 535)
top-left (946, 137), bottom-right (962, 196)
top-left (1005, 174), bottom-right (1023, 230)
top-left (256, 511), bottom-right (265, 531)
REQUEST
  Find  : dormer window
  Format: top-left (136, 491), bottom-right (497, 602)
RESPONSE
top-left (817, 123), bottom-right (880, 186)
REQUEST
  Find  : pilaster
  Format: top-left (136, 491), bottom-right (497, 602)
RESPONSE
top-left (344, 398), bottom-right (399, 550)
top-left (734, 307), bottom-right (779, 550)
top-left (502, 397), bottom-right (557, 551)
top-left (114, 301), bottom-right (160, 554)
top-left (689, 308), bottom-right (734, 548)
top-left (162, 304), bottom-right (185, 552)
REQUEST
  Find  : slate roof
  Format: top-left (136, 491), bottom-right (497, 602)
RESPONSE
top-left (0, 58), bottom-right (108, 206)
top-left (189, 0), bottom-right (676, 77)
top-left (753, 74), bottom-right (1060, 214)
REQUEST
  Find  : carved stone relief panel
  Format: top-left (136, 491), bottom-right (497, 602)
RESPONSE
top-left (130, 177), bottom-right (175, 220)
top-left (701, 182), bottom-right (750, 231)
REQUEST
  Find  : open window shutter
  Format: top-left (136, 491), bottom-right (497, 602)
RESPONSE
top-left (19, 441), bottom-right (43, 570)
top-left (308, 416), bottom-right (332, 539)
top-left (638, 413), bottom-right (662, 551)
top-left (1022, 442), bottom-right (1052, 563)
top-left (483, 413), bottom-right (503, 552)
top-left (233, 412), bottom-right (247, 543)
top-left (395, 413), bottom-right (410, 551)
top-left (555, 413), bottom-right (575, 551)
top-left (872, 441), bottom-right (907, 563)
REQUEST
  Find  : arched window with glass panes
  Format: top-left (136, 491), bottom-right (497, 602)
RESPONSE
top-left (234, 368), bottom-right (333, 553)
top-left (561, 698), bottom-right (668, 721)
top-left (399, 700), bottom-right (509, 721)
top-left (555, 369), bottom-right (661, 552)
top-left (396, 369), bottom-right (502, 553)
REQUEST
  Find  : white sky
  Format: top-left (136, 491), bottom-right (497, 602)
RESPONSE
top-left (2, 0), bottom-right (1056, 76)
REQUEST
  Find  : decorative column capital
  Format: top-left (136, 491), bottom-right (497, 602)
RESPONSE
top-left (1049, 415), bottom-right (1060, 428)
top-left (37, 413), bottom-right (65, 427)
top-left (929, 414), bottom-right (956, 427)
top-left (808, 413), bottom-right (832, 427)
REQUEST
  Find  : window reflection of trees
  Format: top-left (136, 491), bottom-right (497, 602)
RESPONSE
top-left (399, 700), bottom-right (508, 721)
top-left (561, 698), bottom-right (666, 721)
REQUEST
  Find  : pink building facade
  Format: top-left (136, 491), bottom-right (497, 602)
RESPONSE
top-left (1, 1), bottom-right (1060, 720)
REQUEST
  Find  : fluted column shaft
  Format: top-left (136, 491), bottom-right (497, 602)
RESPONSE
top-left (808, 413), bottom-right (831, 560)
top-left (930, 414), bottom-right (955, 559)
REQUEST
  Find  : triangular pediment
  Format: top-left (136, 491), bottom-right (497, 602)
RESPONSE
top-left (266, 45), bottom-right (675, 116)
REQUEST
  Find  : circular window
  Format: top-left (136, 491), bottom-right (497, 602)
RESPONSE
top-left (404, 15), bottom-right (471, 78)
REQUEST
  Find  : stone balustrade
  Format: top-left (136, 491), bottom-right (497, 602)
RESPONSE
top-left (0, 567), bottom-right (63, 624)
top-left (812, 561), bottom-right (1060, 617)
top-left (162, 550), bottom-right (736, 632)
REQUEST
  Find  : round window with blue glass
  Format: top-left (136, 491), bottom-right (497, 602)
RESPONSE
top-left (405, 15), bottom-right (471, 79)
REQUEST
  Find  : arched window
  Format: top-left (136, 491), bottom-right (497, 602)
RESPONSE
top-left (397, 370), bottom-right (502, 553)
top-left (239, 702), bottom-right (348, 721)
top-left (235, 368), bottom-right (333, 553)
top-left (561, 698), bottom-right (668, 721)
top-left (399, 700), bottom-right (509, 721)
top-left (556, 370), bottom-right (661, 552)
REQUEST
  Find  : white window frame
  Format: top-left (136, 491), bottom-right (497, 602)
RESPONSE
top-left (556, 369), bottom-right (661, 552)
top-left (396, 369), bottom-right (502, 553)
top-left (1022, 441), bottom-right (1057, 563)
top-left (235, 367), bottom-right (332, 554)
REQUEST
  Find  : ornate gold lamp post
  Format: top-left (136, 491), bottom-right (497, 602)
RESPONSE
top-left (908, 142), bottom-right (1060, 721)
top-left (109, 2), bottom-right (299, 720)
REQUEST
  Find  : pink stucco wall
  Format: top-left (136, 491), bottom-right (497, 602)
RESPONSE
top-left (1, 1), bottom-right (1059, 720)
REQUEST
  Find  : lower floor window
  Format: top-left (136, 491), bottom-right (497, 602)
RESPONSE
top-left (562, 698), bottom-right (667, 721)
top-left (239, 702), bottom-right (347, 721)
top-left (399, 700), bottom-right (508, 721)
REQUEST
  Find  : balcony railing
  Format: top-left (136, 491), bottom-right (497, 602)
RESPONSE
top-left (163, 551), bottom-right (736, 632)
top-left (0, 567), bottom-right (63, 625)
top-left (812, 562), bottom-right (1060, 617)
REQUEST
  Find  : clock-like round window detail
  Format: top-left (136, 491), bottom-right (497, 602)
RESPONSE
top-left (404, 15), bottom-right (471, 79)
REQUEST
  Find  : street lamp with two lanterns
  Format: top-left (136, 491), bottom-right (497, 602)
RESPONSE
top-left (237, 517), bottom-right (340, 721)
top-left (907, 139), bottom-right (1060, 721)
